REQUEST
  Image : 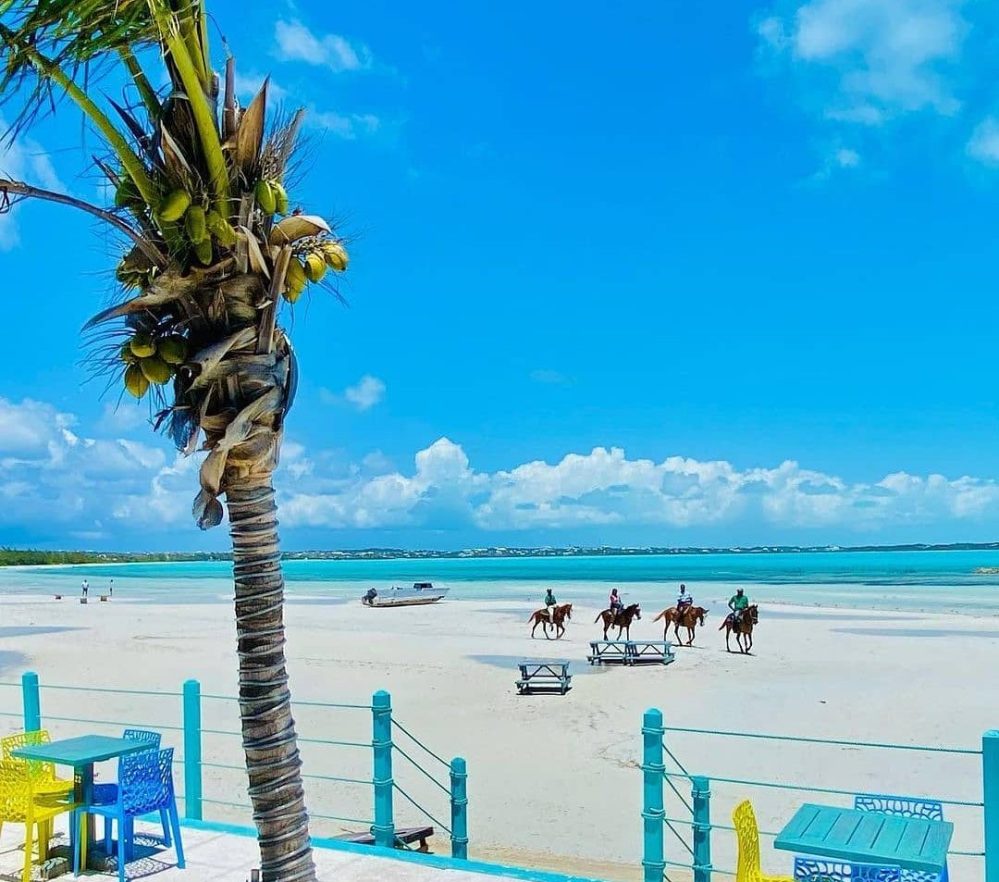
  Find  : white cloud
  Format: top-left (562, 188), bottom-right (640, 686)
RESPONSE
top-left (310, 109), bottom-right (381, 140)
top-left (531, 369), bottom-right (571, 385)
top-left (343, 375), bottom-right (386, 411)
top-left (835, 147), bottom-right (860, 167)
top-left (756, 0), bottom-right (967, 124)
top-left (278, 438), bottom-right (999, 534)
top-left (274, 20), bottom-right (371, 73)
top-left (967, 117), bottom-right (999, 165)
top-left (0, 121), bottom-right (64, 251)
top-left (6, 395), bottom-right (999, 544)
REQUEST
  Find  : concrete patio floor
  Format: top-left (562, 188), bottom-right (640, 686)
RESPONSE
top-left (0, 820), bottom-right (590, 882)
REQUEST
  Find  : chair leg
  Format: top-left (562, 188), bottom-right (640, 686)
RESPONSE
top-left (116, 816), bottom-right (126, 882)
top-left (104, 814), bottom-right (112, 859)
top-left (41, 820), bottom-right (50, 863)
top-left (168, 801), bottom-right (184, 869)
top-left (21, 822), bottom-right (34, 882)
top-left (160, 808), bottom-right (171, 846)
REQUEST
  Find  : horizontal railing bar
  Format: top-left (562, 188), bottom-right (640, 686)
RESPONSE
top-left (663, 725), bottom-right (980, 756)
top-left (202, 693), bottom-right (373, 711)
top-left (391, 719), bottom-right (450, 769)
top-left (310, 812), bottom-right (373, 827)
top-left (43, 715), bottom-right (184, 732)
top-left (41, 684), bottom-right (182, 698)
top-left (664, 858), bottom-right (735, 877)
top-left (684, 772), bottom-right (984, 807)
top-left (202, 728), bottom-right (242, 737)
top-left (297, 736), bottom-right (370, 750)
top-left (301, 772), bottom-right (373, 787)
top-left (202, 798), bottom-right (251, 809)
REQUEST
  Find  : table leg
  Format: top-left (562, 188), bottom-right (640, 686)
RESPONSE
top-left (74, 763), bottom-right (95, 875)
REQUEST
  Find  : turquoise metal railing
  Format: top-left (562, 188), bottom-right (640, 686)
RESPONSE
top-left (3, 672), bottom-right (468, 859)
top-left (640, 709), bottom-right (993, 882)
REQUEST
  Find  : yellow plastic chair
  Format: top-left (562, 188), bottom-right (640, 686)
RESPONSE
top-left (1, 731), bottom-right (74, 797)
top-left (0, 760), bottom-right (79, 882)
top-left (733, 800), bottom-right (794, 882)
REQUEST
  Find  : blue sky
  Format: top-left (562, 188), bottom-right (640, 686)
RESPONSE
top-left (2, 0), bottom-right (999, 550)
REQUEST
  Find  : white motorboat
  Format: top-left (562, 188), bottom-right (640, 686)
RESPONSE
top-left (361, 582), bottom-right (448, 607)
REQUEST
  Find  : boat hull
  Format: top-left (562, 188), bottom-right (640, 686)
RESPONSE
top-left (362, 595), bottom-right (446, 608)
top-left (361, 585), bottom-right (449, 608)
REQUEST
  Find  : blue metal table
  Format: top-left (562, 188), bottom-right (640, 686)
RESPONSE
top-left (774, 802), bottom-right (953, 876)
top-left (12, 735), bottom-right (151, 872)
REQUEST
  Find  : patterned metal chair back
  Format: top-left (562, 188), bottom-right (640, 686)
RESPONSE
top-left (733, 799), bottom-right (764, 881)
top-left (0, 730), bottom-right (58, 787)
top-left (794, 857), bottom-right (901, 881)
top-left (854, 795), bottom-right (944, 822)
top-left (120, 747), bottom-right (174, 816)
top-left (0, 760), bottom-right (33, 822)
top-left (123, 728), bottom-right (162, 748)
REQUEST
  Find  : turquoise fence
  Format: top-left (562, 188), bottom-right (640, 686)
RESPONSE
top-left (640, 708), bottom-right (993, 882)
top-left (0, 672), bottom-right (467, 859)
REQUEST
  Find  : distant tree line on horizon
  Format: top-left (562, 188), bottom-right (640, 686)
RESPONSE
top-left (1, 541), bottom-right (997, 567)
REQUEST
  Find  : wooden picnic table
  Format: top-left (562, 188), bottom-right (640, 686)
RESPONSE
top-left (588, 640), bottom-right (676, 666)
top-left (774, 802), bottom-right (953, 876)
top-left (516, 659), bottom-right (571, 695)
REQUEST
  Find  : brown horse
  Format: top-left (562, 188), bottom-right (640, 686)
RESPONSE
top-left (653, 606), bottom-right (708, 646)
top-left (594, 603), bottom-right (641, 640)
top-left (527, 603), bottom-right (573, 639)
top-left (719, 605), bottom-right (758, 653)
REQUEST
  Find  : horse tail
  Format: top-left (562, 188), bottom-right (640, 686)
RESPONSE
top-left (718, 619), bottom-right (727, 630)
top-left (527, 612), bottom-right (536, 623)
top-left (593, 612), bottom-right (604, 624)
top-left (652, 610), bottom-right (664, 623)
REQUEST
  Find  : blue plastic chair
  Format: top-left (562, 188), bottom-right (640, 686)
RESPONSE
top-left (89, 748), bottom-right (184, 882)
top-left (794, 857), bottom-right (901, 881)
top-left (854, 795), bottom-right (948, 882)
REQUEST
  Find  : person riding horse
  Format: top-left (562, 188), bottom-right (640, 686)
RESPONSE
top-left (608, 588), bottom-right (624, 623)
top-left (544, 588), bottom-right (557, 618)
top-left (726, 588), bottom-right (750, 629)
top-left (676, 584), bottom-right (693, 616)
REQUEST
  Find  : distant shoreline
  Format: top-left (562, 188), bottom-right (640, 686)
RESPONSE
top-left (3, 541), bottom-right (999, 567)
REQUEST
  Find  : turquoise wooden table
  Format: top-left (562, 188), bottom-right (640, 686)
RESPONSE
top-left (774, 802), bottom-right (953, 875)
top-left (12, 735), bottom-right (151, 869)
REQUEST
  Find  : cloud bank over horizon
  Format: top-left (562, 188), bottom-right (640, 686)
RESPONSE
top-left (2, 397), bottom-right (999, 550)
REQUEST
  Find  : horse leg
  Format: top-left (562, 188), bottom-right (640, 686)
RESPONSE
top-left (531, 618), bottom-right (538, 638)
top-left (725, 626), bottom-right (731, 652)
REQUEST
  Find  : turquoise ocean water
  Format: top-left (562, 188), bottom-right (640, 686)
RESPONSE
top-left (0, 549), bottom-right (998, 614)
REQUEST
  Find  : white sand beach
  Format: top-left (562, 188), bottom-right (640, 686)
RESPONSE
top-left (0, 592), bottom-right (994, 881)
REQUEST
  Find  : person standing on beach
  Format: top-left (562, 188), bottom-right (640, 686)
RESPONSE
top-left (109, 579), bottom-right (114, 598)
top-left (81, 578), bottom-right (89, 598)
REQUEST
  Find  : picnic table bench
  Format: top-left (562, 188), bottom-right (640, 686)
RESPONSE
top-left (338, 825), bottom-right (435, 852)
top-left (588, 640), bottom-right (675, 666)
top-left (516, 659), bottom-right (571, 694)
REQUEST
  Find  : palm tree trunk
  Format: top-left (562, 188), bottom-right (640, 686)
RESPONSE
top-left (227, 477), bottom-right (317, 882)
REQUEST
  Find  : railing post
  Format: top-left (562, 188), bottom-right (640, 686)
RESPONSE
top-left (985, 730), bottom-right (999, 882)
top-left (450, 756), bottom-right (468, 859)
top-left (642, 708), bottom-right (665, 882)
top-left (692, 775), bottom-right (712, 882)
top-left (183, 679), bottom-right (203, 821)
top-left (372, 690), bottom-right (395, 848)
top-left (21, 671), bottom-right (40, 731)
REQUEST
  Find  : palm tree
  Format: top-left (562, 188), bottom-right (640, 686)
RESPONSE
top-left (0, 3), bottom-right (349, 879)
